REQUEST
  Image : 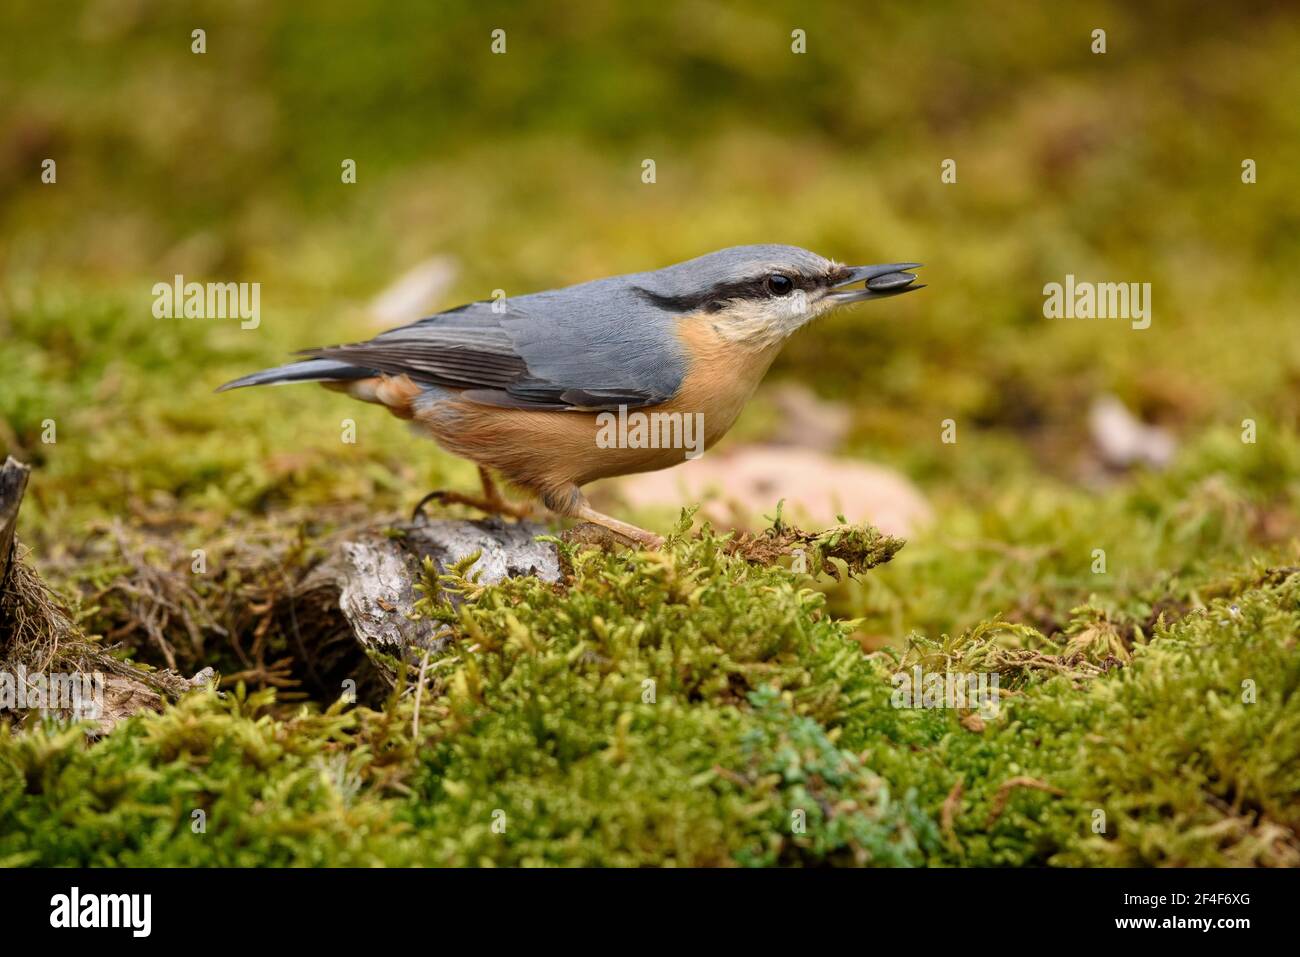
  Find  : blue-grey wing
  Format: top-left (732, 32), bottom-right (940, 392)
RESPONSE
top-left (304, 281), bottom-right (685, 411)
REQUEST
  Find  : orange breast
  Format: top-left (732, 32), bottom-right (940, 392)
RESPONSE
top-left (404, 312), bottom-right (783, 497)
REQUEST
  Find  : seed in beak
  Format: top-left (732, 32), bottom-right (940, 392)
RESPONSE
top-left (865, 271), bottom-right (919, 292)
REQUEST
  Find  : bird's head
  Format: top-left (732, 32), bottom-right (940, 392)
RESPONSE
top-left (633, 244), bottom-right (924, 347)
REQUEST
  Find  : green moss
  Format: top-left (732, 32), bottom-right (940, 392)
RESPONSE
top-left (0, 688), bottom-right (416, 866)
top-left (2, 520), bottom-right (1295, 867)
top-left (841, 580), bottom-right (1300, 867)
top-left (393, 524), bottom-right (932, 865)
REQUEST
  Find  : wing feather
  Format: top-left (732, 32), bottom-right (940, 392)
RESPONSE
top-left (301, 285), bottom-right (685, 411)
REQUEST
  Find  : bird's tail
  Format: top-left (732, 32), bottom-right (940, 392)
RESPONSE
top-left (215, 358), bottom-right (375, 392)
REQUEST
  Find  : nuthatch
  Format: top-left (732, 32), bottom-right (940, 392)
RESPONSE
top-left (219, 245), bottom-right (923, 546)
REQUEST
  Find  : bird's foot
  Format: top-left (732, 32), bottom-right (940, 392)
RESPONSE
top-left (411, 488), bottom-right (534, 524)
top-left (570, 504), bottom-right (665, 550)
top-left (621, 527), bottom-right (665, 550)
top-left (564, 522), bottom-right (665, 551)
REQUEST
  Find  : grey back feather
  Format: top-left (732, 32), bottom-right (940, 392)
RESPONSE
top-left (223, 245), bottom-right (827, 409)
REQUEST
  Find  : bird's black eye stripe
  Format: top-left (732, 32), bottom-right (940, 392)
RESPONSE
top-left (632, 273), bottom-right (811, 313)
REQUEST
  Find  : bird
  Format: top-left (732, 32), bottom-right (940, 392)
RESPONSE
top-left (218, 244), bottom-right (923, 547)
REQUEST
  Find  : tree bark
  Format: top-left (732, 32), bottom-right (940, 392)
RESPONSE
top-left (313, 518), bottom-right (560, 660)
top-left (0, 456), bottom-right (32, 597)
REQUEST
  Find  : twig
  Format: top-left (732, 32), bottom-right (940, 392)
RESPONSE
top-left (985, 776), bottom-right (1064, 828)
top-left (941, 776), bottom-right (964, 854)
top-left (412, 649), bottom-right (431, 740)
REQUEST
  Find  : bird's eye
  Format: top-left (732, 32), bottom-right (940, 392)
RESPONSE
top-left (765, 274), bottom-right (794, 296)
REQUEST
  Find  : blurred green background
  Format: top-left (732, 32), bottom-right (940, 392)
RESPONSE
top-left (3, 0), bottom-right (1299, 639)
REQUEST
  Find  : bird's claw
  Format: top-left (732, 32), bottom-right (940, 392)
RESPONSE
top-left (410, 489), bottom-right (532, 524)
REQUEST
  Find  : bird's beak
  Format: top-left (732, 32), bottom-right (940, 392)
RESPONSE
top-left (826, 263), bottom-right (925, 304)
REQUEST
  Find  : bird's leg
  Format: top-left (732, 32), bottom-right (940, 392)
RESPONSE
top-left (476, 467), bottom-right (526, 514)
top-left (543, 485), bottom-right (664, 549)
top-left (411, 466), bottom-right (533, 522)
top-left (571, 503), bottom-right (665, 549)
